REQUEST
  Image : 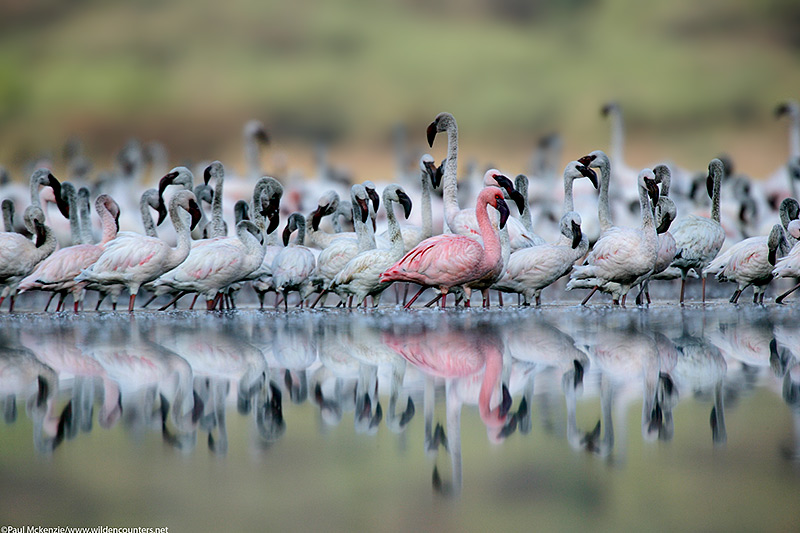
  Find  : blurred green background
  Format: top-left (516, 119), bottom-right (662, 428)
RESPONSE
top-left (1, 0), bottom-right (799, 179)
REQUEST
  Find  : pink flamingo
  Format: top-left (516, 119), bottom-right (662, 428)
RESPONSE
top-left (75, 190), bottom-right (202, 312)
top-left (380, 186), bottom-right (509, 308)
top-left (18, 195), bottom-right (120, 312)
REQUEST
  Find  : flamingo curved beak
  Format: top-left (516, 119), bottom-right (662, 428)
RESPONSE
top-left (571, 220), bottom-right (583, 249)
top-left (426, 121), bottom-right (437, 148)
top-left (645, 177), bottom-right (660, 206)
top-left (775, 102), bottom-right (791, 118)
top-left (366, 187), bottom-right (380, 213)
top-left (496, 198), bottom-right (510, 229)
top-left (203, 165), bottom-right (212, 185)
top-left (33, 218), bottom-right (47, 248)
top-left (397, 190), bottom-right (413, 219)
top-left (48, 175), bottom-right (70, 218)
top-left (578, 154), bottom-right (597, 167)
top-left (493, 174), bottom-right (525, 213)
top-left (188, 199), bottom-right (202, 230)
top-left (423, 160), bottom-right (439, 187)
top-left (578, 164), bottom-right (599, 189)
top-left (156, 171), bottom-right (179, 225)
top-left (255, 127), bottom-right (270, 144)
top-left (310, 206), bottom-right (324, 231)
top-left (356, 197), bottom-right (370, 224)
top-left (706, 173), bottom-right (714, 199)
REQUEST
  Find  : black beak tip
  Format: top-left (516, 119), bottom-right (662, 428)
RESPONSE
top-left (426, 122), bottom-right (437, 148)
top-left (203, 166), bottom-right (212, 185)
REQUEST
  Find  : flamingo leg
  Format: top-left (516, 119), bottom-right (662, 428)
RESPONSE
top-left (257, 291), bottom-right (265, 309)
top-left (776, 282), bottom-right (800, 304)
top-left (285, 291), bottom-right (290, 312)
top-left (404, 286), bottom-right (426, 309)
top-left (8, 295), bottom-right (15, 313)
top-left (679, 277), bottom-right (686, 305)
top-left (402, 283), bottom-right (410, 307)
top-left (44, 292), bottom-right (56, 312)
top-left (440, 291), bottom-right (447, 309)
top-left (189, 293), bottom-right (199, 310)
top-left (424, 294), bottom-right (442, 307)
top-left (141, 293), bottom-right (159, 308)
top-left (497, 291), bottom-right (503, 307)
top-left (128, 294), bottom-right (136, 312)
top-left (159, 291), bottom-right (186, 311)
top-left (701, 276), bottom-right (707, 303)
top-left (311, 290), bottom-right (328, 308)
top-left (581, 286), bottom-right (599, 306)
top-left (0, 296), bottom-right (5, 310)
top-left (535, 294), bottom-right (541, 307)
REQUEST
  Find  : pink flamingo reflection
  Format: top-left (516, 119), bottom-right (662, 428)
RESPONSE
top-left (382, 324), bottom-right (514, 496)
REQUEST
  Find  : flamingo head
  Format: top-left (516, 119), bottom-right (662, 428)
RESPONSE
top-left (575, 164), bottom-right (597, 189)
top-left (426, 112), bottom-right (455, 148)
top-left (640, 169), bottom-right (659, 206)
top-left (601, 101), bottom-right (619, 117)
top-left (484, 186), bottom-right (510, 229)
top-left (47, 174), bottom-right (70, 219)
top-left (655, 197), bottom-right (677, 234)
top-left (245, 119), bottom-right (270, 144)
top-left (156, 170), bottom-right (179, 225)
top-left (203, 160), bottom-right (224, 186)
top-left (486, 170), bottom-right (525, 214)
top-left (775, 100), bottom-right (798, 118)
top-left (98, 195), bottom-right (121, 232)
top-left (420, 154), bottom-right (442, 188)
top-left (394, 187), bottom-right (413, 219)
top-left (706, 158), bottom-right (724, 199)
top-left (578, 153), bottom-right (597, 167)
top-left (364, 181), bottom-right (380, 213)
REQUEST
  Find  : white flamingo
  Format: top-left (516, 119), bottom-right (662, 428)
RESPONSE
top-left (329, 184), bottom-right (412, 307)
top-left (155, 220), bottom-right (265, 310)
top-left (494, 161), bottom-right (597, 306)
top-left (0, 206), bottom-right (57, 311)
top-left (75, 190), bottom-right (202, 312)
top-left (567, 169), bottom-right (660, 306)
top-left (670, 158), bottom-right (726, 303)
top-left (271, 213), bottom-right (316, 310)
top-left (426, 112), bottom-right (538, 250)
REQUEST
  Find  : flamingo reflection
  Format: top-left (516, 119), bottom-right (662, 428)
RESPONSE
top-left (382, 324), bottom-right (514, 496)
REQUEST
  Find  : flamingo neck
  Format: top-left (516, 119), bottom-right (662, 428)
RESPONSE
top-left (563, 174), bottom-right (575, 214)
top-left (34, 227), bottom-right (57, 263)
top-left (710, 170), bottom-right (722, 224)
top-left (99, 205), bottom-right (118, 245)
top-left (140, 196), bottom-right (158, 238)
top-left (64, 187), bottom-right (81, 246)
top-left (384, 195), bottom-right (405, 258)
top-left (639, 182), bottom-right (656, 236)
top-left (210, 174), bottom-right (226, 238)
top-left (421, 170), bottom-right (433, 240)
top-left (78, 193), bottom-right (93, 245)
top-left (245, 135), bottom-right (262, 180)
top-left (598, 158), bottom-right (613, 232)
top-left (442, 123), bottom-right (460, 231)
top-left (517, 178), bottom-right (533, 233)
top-left (2, 202), bottom-right (13, 232)
top-left (167, 205), bottom-right (193, 269)
top-left (476, 196), bottom-right (502, 269)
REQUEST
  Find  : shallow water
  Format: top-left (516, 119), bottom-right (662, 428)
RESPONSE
top-left (1, 305), bottom-right (800, 532)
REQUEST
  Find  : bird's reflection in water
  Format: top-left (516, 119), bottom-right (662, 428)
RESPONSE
top-left (0, 308), bottom-right (799, 494)
top-left (383, 321), bottom-right (515, 497)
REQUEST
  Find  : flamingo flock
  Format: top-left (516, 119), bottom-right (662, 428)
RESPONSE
top-left (3, 103), bottom-right (800, 312)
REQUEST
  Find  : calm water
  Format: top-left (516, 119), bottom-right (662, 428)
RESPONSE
top-left (1, 305), bottom-right (800, 532)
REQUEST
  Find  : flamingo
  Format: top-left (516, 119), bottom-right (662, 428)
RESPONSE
top-left (0, 206), bottom-right (58, 311)
top-left (75, 190), bottom-right (202, 312)
top-left (154, 220), bottom-right (265, 310)
top-left (670, 158), bottom-right (726, 304)
top-left (707, 223), bottom-right (790, 303)
top-left (329, 184), bottom-right (412, 307)
top-left (310, 184), bottom-right (376, 307)
top-left (271, 213), bottom-right (316, 310)
top-left (426, 112), bottom-right (536, 250)
top-left (567, 169), bottom-right (660, 306)
top-left (380, 186), bottom-right (510, 309)
top-left (771, 220), bottom-right (800, 303)
top-left (378, 154), bottom-right (442, 252)
top-left (493, 161), bottom-right (597, 306)
top-left (635, 164), bottom-right (679, 305)
top-left (18, 195), bottom-right (121, 312)
top-left (2, 198), bottom-right (15, 232)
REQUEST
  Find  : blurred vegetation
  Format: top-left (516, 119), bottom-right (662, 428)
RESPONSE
top-left (0, 0), bottom-right (799, 176)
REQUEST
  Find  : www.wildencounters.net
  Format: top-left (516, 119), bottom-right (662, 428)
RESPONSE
top-left (0, 526), bottom-right (169, 533)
